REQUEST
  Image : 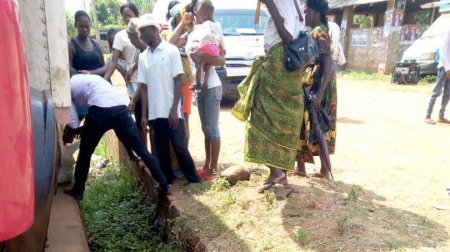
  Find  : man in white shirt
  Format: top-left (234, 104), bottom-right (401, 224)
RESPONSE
top-left (137, 14), bottom-right (200, 184)
top-left (425, 27), bottom-right (450, 124)
top-left (64, 73), bottom-right (170, 200)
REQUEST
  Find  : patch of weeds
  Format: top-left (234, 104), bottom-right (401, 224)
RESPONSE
top-left (182, 181), bottom-right (211, 194)
top-left (212, 218), bottom-right (228, 232)
top-left (293, 226), bottom-right (309, 243)
top-left (337, 215), bottom-right (350, 235)
top-left (351, 206), bottom-right (369, 218)
top-left (235, 180), bottom-right (248, 187)
top-left (419, 216), bottom-right (435, 229)
top-left (348, 185), bottom-right (363, 202)
top-left (93, 138), bottom-right (108, 157)
top-left (339, 70), bottom-right (391, 83)
top-left (210, 177), bottom-right (231, 191)
top-left (237, 198), bottom-right (252, 211)
top-left (219, 191), bottom-right (236, 210)
top-left (418, 75), bottom-right (436, 84)
top-left (81, 166), bottom-right (179, 252)
top-left (262, 190), bottom-right (276, 207)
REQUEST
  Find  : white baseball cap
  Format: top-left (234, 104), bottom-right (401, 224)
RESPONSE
top-left (137, 14), bottom-right (162, 30)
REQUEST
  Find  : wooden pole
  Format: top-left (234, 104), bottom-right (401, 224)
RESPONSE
top-left (91, 0), bottom-right (100, 41)
top-left (255, 0), bottom-right (261, 24)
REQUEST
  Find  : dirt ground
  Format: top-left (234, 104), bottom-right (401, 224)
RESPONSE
top-left (168, 77), bottom-right (450, 251)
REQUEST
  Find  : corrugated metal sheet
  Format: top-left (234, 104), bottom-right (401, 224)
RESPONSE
top-left (329, 0), bottom-right (388, 9)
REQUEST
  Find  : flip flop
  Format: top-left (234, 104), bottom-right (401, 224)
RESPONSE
top-left (312, 171), bottom-right (331, 179)
top-left (258, 175), bottom-right (288, 193)
top-left (425, 118), bottom-right (436, 125)
top-left (293, 170), bottom-right (309, 178)
top-left (196, 167), bottom-right (216, 181)
top-left (438, 117), bottom-right (450, 124)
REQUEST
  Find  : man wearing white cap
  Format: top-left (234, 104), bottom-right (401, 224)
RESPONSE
top-left (136, 14), bottom-right (200, 184)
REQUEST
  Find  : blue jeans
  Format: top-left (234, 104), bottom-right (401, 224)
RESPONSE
top-left (149, 118), bottom-right (200, 184)
top-left (73, 106), bottom-right (169, 193)
top-left (426, 67), bottom-right (450, 118)
top-left (197, 86), bottom-right (222, 141)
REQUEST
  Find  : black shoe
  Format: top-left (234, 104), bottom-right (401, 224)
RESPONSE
top-left (64, 188), bottom-right (84, 201)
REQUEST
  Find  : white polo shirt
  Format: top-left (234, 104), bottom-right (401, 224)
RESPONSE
top-left (69, 74), bottom-right (127, 128)
top-left (137, 41), bottom-right (184, 121)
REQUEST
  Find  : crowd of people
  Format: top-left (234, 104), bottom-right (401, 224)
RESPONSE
top-left (63, 0), bottom-right (347, 200)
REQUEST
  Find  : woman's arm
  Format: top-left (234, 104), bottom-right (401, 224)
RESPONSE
top-left (103, 49), bottom-right (122, 80)
top-left (262, 0), bottom-right (293, 43)
top-left (140, 85), bottom-right (149, 130)
top-left (312, 53), bottom-right (332, 109)
top-left (169, 20), bottom-right (189, 48)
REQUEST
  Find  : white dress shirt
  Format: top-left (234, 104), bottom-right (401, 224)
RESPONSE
top-left (438, 28), bottom-right (450, 72)
top-left (69, 74), bottom-right (127, 128)
top-left (137, 41), bottom-right (184, 121)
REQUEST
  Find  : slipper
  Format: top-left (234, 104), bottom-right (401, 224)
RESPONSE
top-left (258, 175), bottom-right (288, 193)
top-left (438, 117), bottom-right (450, 124)
top-left (312, 171), bottom-right (331, 179)
top-left (425, 118), bottom-right (436, 125)
top-left (293, 170), bottom-right (309, 178)
top-left (196, 168), bottom-right (216, 181)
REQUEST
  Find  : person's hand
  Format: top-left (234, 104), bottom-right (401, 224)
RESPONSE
top-left (125, 69), bottom-right (134, 85)
top-left (182, 12), bottom-right (195, 25)
top-left (128, 99), bottom-right (135, 112)
top-left (141, 117), bottom-right (148, 132)
top-left (200, 83), bottom-right (208, 97)
top-left (78, 70), bottom-right (90, 75)
top-left (312, 94), bottom-right (323, 110)
top-left (190, 49), bottom-right (204, 64)
top-left (169, 108), bottom-right (179, 130)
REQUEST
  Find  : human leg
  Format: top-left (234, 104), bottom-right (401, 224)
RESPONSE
top-left (425, 68), bottom-right (446, 123)
top-left (259, 166), bottom-right (288, 193)
top-left (149, 119), bottom-right (175, 184)
top-left (438, 76), bottom-right (450, 122)
top-left (204, 86), bottom-right (222, 173)
top-left (168, 121), bottom-right (200, 183)
top-left (66, 108), bottom-right (109, 199)
top-left (112, 111), bottom-right (170, 192)
top-left (197, 93), bottom-right (211, 172)
top-left (294, 158), bottom-right (307, 177)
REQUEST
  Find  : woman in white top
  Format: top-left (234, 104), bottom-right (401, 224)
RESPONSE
top-left (103, 2), bottom-right (139, 99)
top-left (169, 0), bottom-right (226, 178)
top-left (231, 0), bottom-right (306, 192)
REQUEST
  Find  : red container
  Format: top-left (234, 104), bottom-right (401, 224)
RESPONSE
top-left (0, 0), bottom-right (35, 241)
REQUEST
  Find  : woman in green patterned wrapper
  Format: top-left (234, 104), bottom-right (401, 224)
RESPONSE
top-left (232, 0), bottom-right (305, 192)
top-left (295, 0), bottom-right (336, 179)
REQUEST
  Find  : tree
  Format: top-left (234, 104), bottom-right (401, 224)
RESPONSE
top-left (66, 12), bottom-right (77, 38)
top-left (95, 0), bottom-right (122, 26)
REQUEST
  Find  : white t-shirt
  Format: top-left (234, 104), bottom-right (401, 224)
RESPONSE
top-left (438, 28), bottom-right (450, 72)
top-left (69, 74), bottom-right (127, 128)
top-left (113, 30), bottom-right (139, 95)
top-left (263, 0), bottom-right (305, 52)
top-left (137, 41), bottom-right (184, 121)
top-left (186, 21), bottom-right (224, 89)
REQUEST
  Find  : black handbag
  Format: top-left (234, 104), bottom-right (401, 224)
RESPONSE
top-left (284, 0), bottom-right (319, 72)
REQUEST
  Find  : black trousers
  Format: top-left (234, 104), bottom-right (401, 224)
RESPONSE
top-left (150, 118), bottom-right (200, 184)
top-left (73, 106), bottom-right (169, 193)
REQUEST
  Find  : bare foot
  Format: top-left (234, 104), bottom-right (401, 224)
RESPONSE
top-left (312, 170), bottom-right (331, 179)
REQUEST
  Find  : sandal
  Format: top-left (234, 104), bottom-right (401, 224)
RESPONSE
top-left (424, 118), bottom-right (436, 125)
top-left (258, 175), bottom-right (288, 193)
top-left (196, 168), bottom-right (216, 181)
top-left (312, 171), bottom-right (331, 179)
top-left (293, 170), bottom-right (309, 178)
top-left (438, 117), bottom-right (450, 124)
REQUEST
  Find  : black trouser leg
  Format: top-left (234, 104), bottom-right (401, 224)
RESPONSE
top-left (112, 110), bottom-right (169, 192)
top-left (168, 121), bottom-right (201, 183)
top-left (150, 119), bottom-right (175, 184)
top-left (73, 109), bottom-right (108, 194)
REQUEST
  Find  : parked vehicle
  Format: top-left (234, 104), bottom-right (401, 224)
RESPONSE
top-left (153, 0), bottom-right (267, 101)
top-left (1, 1), bottom-right (60, 251)
top-left (393, 13), bottom-right (450, 83)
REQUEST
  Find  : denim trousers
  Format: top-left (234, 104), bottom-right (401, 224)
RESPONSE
top-left (149, 118), bottom-right (200, 184)
top-left (73, 106), bottom-right (169, 193)
top-left (426, 67), bottom-right (450, 118)
top-left (196, 85), bottom-right (222, 141)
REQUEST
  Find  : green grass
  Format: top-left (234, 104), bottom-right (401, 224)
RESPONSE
top-left (80, 165), bottom-right (179, 252)
top-left (93, 138), bottom-right (108, 157)
top-left (339, 71), bottom-right (391, 83)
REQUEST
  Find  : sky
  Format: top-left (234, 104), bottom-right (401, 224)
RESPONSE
top-left (65, 0), bottom-right (91, 14)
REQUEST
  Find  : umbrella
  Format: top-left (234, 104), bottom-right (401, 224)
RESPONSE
top-left (303, 86), bottom-right (334, 180)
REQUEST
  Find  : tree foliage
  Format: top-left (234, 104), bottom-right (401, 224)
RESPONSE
top-left (354, 15), bottom-right (373, 29)
top-left (66, 12), bottom-right (77, 38)
top-left (95, 0), bottom-right (122, 26)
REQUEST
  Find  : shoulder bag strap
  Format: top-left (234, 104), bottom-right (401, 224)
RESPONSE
top-left (293, 0), bottom-right (304, 22)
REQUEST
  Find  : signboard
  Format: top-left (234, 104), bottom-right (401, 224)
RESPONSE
top-left (384, 10), bottom-right (393, 37)
top-left (352, 31), bottom-right (368, 46)
top-left (392, 10), bottom-right (404, 30)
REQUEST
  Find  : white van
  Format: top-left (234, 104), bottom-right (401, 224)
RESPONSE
top-left (397, 13), bottom-right (450, 76)
top-left (152, 0), bottom-right (268, 100)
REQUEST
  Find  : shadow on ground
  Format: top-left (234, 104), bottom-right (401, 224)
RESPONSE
top-left (280, 178), bottom-right (449, 251)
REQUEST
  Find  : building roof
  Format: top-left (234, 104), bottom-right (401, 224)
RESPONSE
top-left (329, 0), bottom-right (388, 9)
